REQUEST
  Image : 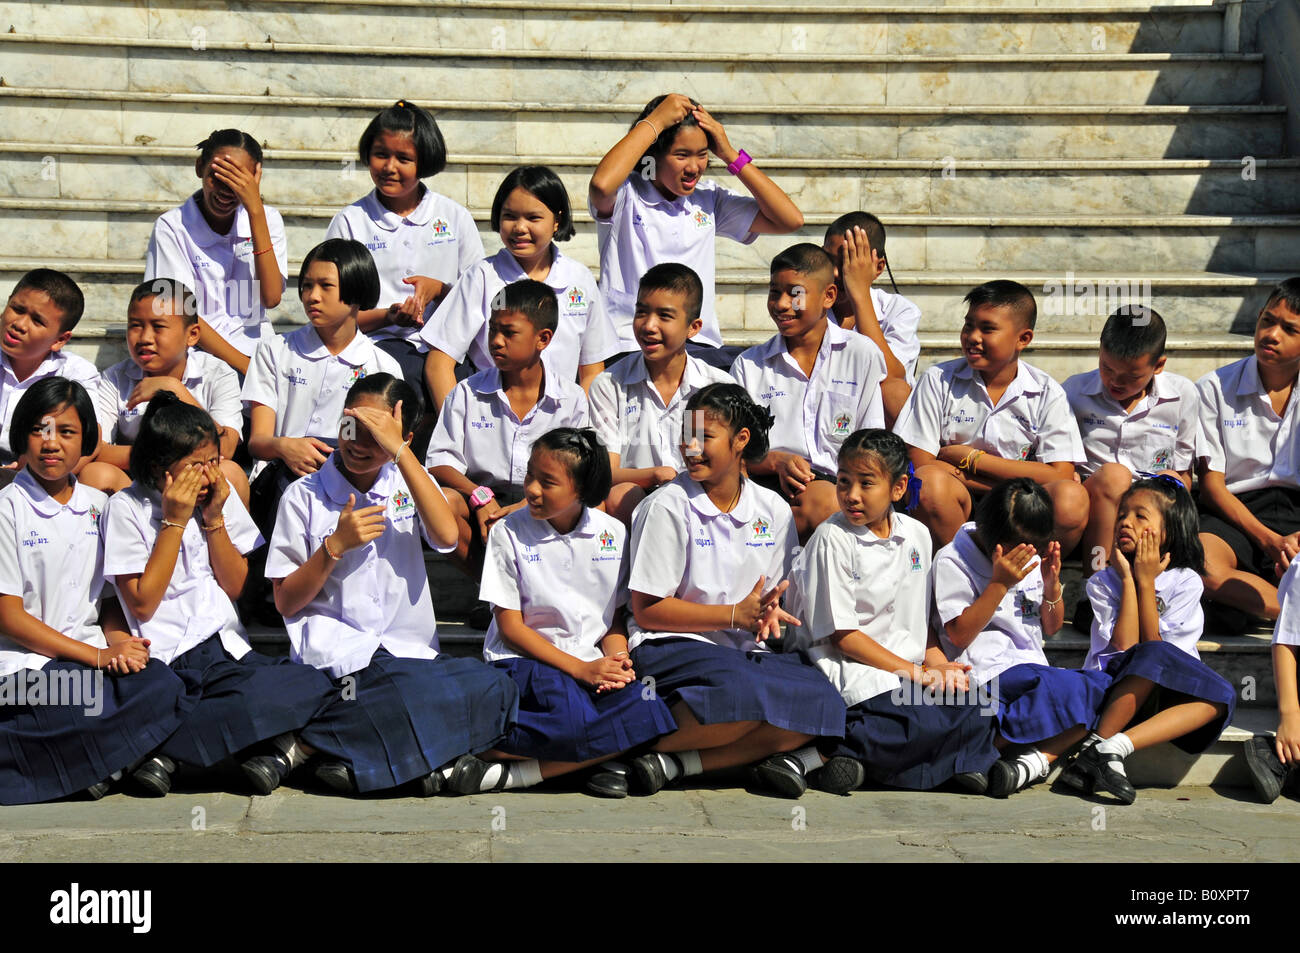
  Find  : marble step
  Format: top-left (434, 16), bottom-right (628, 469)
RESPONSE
top-left (0, 35), bottom-right (1266, 106)
top-left (0, 0), bottom-right (1232, 54)
top-left (6, 199), bottom-right (1297, 273)
top-left (3, 88), bottom-right (1282, 160)
top-left (6, 145), bottom-right (1298, 217)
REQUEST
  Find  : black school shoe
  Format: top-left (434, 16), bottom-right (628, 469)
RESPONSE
top-left (809, 756), bottom-right (865, 796)
top-left (1243, 736), bottom-right (1289, 804)
top-left (130, 755), bottom-right (176, 797)
top-left (241, 751), bottom-right (293, 796)
top-left (952, 771), bottom-right (989, 795)
top-left (752, 753), bottom-right (809, 799)
top-left (1071, 745), bottom-right (1136, 805)
top-left (585, 760), bottom-right (629, 799)
top-left (312, 759), bottom-right (358, 796)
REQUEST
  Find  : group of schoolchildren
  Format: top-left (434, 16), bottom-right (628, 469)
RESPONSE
top-left (0, 91), bottom-right (1298, 812)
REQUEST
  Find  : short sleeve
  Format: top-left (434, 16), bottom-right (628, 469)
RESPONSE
top-left (587, 371), bottom-right (625, 458)
top-left (627, 492), bottom-right (689, 599)
top-left (1171, 380), bottom-right (1199, 473)
top-left (795, 527), bottom-right (859, 640)
top-left (1196, 372), bottom-right (1227, 474)
top-left (240, 335), bottom-right (282, 411)
top-left (712, 184), bottom-right (760, 245)
top-left (421, 262), bottom-right (487, 362)
top-left (417, 473), bottom-right (458, 554)
top-left (1086, 570), bottom-right (1121, 648)
top-left (102, 493), bottom-right (152, 579)
top-left (1275, 556), bottom-right (1300, 646)
top-left (1160, 571), bottom-right (1205, 645)
top-left (144, 216), bottom-right (195, 286)
top-left (455, 206), bottom-right (486, 274)
top-left (324, 209), bottom-right (353, 242)
top-left (0, 503), bottom-right (21, 598)
top-left (893, 365), bottom-right (946, 455)
top-left (855, 344), bottom-right (887, 431)
top-left (478, 521), bottom-right (522, 612)
top-left (588, 175), bottom-right (631, 224)
top-left (932, 551), bottom-right (979, 626)
top-left (221, 489), bottom-right (263, 555)
top-left (424, 384), bottom-right (470, 471)
top-left (729, 351), bottom-right (756, 396)
top-left (577, 276), bottom-right (620, 365)
top-left (1035, 382), bottom-right (1086, 464)
top-left (874, 290), bottom-right (922, 380)
top-left (264, 488), bottom-right (313, 580)
top-left (568, 389), bottom-right (591, 428)
top-left (267, 208), bottom-right (290, 294)
top-left (94, 373), bottom-right (124, 444)
top-left (204, 360), bottom-right (244, 434)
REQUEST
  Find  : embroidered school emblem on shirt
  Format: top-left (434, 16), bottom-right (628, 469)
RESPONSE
top-left (567, 287), bottom-right (585, 308)
top-left (909, 547), bottom-right (922, 572)
top-left (832, 412), bottom-right (852, 436)
top-left (1014, 589), bottom-right (1038, 616)
top-left (598, 530), bottom-right (617, 552)
top-left (431, 218), bottom-right (449, 235)
top-left (1018, 445), bottom-right (1032, 461)
top-left (1156, 596), bottom-right (1167, 615)
top-left (391, 490), bottom-right (413, 513)
top-left (1151, 448), bottom-right (1172, 470)
top-left (693, 209), bottom-right (712, 228)
top-left (752, 517), bottom-right (771, 540)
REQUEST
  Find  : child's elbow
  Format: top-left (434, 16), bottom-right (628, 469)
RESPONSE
top-left (943, 619), bottom-right (972, 650)
top-left (785, 208), bottom-right (805, 232)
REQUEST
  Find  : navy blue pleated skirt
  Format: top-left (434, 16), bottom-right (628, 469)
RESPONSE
top-left (825, 688), bottom-right (1001, 789)
top-left (991, 663), bottom-right (1113, 745)
top-left (492, 657), bottom-right (676, 763)
top-left (299, 650), bottom-right (519, 793)
top-left (1101, 641), bottom-right (1236, 753)
top-left (159, 636), bottom-right (335, 767)
top-left (630, 638), bottom-right (847, 738)
top-left (0, 659), bottom-right (195, 805)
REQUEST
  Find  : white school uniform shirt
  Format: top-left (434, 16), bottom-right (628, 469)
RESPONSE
top-left (587, 354), bottom-right (732, 470)
top-left (241, 325), bottom-right (402, 477)
top-left (932, 522), bottom-right (1048, 684)
top-left (424, 366), bottom-right (589, 494)
top-left (1062, 369), bottom-right (1199, 480)
top-left (1083, 566), bottom-right (1204, 671)
top-left (865, 287), bottom-right (923, 384)
top-left (325, 188), bottom-right (483, 345)
top-left (264, 455), bottom-right (455, 679)
top-left (0, 472), bottom-right (109, 677)
top-left (786, 510), bottom-right (932, 707)
top-left (418, 247), bottom-right (619, 382)
top-left (96, 349), bottom-right (242, 446)
top-left (730, 321), bottom-right (887, 476)
top-left (1273, 553), bottom-right (1300, 647)
top-left (1196, 355), bottom-right (1300, 493)
top-left (626, 473), bottom-right (796, 653)
top-left (0, 351), bottom-right (100, 461)
top-left (479, 506), bottom-right (628, 664)
top-left (591, 174), bottom-right (759, 350)
top-left (102, 483), bottom-right (262, 665)
top-left (894, 358), bottom-right (1084, 465)
top-left (144, 196), bottom-right (289, 358)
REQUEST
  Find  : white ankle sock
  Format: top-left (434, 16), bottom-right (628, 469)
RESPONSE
top-left (1012, 749), bottom-right (1050, 788)
top-left (504, 761), bottom-right (543, 790)
top-left (676, 750), bottom-right (703, 778)
top-left (1095, 733), bottom-right (1133, 775)
top-left (654, 750), bottom-right (702, 781)
top-left (790, 746), bottom-right (823, 774)
top-left (1081, 732), bottom-right (1103, 751)
top-left (270, 732), bottom-right (307, 769)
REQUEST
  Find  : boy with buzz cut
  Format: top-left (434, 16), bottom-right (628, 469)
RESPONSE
top-left (1196, 278), bottom-right (1300, 622)
top-left (0, 268), bottom-right (98, 467)
top-left (730, 242), bottom-right (887, 542)
top-left (894, 279), bottom-right (1089, 551)
top-left (1062, 305), bottom-right (1197, 606)
top-left (79, 278), bottom-right (248, 503)
top-left (427, 278), bottom-right (589, 572)
top-left (822, 211), bottom-right (919, 425)
top-left (587, 262), bottom-right (731, 525)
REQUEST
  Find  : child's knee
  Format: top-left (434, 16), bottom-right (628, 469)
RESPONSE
top-left (1049, 480), bottom-right (1090, 530)
top-left (1084, 463), bottom-right (1132, 504)
top-left (220, 460), bottom-right (250, 507)
top-left (606, 482), bottom-right (645, 527)
top-left (915, 466), bottom-right (968, 515)
top-left (794, 481), bottom-right (838, 535)
top-left (882, 378), bottom-right (912, 427)
top-left (79, 461), bottom-right (130, 494)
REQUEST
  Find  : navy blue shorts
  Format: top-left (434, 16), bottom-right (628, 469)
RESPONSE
top-left (1101, 641), bottom-right (1236, 753)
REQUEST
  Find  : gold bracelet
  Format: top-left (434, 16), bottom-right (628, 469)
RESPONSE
top-left (322, 535), bottom-right (342, 561)
top-left (970, 450), bottom-right (984, 476)
top-left (160, 519), bottom-right (186, 532)
top-left (729, 603), bottom-right (736, 629)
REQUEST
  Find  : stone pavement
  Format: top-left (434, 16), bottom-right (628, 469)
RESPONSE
top-left (3, 777), bottom-right (1296, 863)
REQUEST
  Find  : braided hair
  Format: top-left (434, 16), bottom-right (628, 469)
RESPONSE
top-left (684, 382), bottom-right (774, 464)
top-left (532, 428), bottom-right (612, 507)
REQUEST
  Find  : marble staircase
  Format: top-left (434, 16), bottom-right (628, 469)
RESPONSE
top-left (0, 0), bottom-right (1295, 382)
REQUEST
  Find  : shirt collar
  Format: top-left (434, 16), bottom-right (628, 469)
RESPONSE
top-left (1236, 355), bottom-right (1263, 397)
top-left (180, 194), bottom-right (251, 248)
top-left (525, 505), bottom-right (600, 543)
top-left (0, 350), bottom-right (60, 384)
top-left (319, 453), bottom-right (396, 506)
top-left (684, 474), bottom-right (758, 526)
top-left (291, 326), bottom-right (373, 365)
top-left (844, 510), bottom-right (907, 546)
top-left (490, 247), bottom-right (570, 292)
top-left (122, 348), bottom-right (206, 386)
top-left (954, 358), bottom-right (1041, 404)
top-left (470, 366), bottom-right (561, 412)
top-left (952, 522), bottom-right (990, 575)
top-left (362, 186), bottom-right (435, 231)
top-left (630, 172), bottom-right (686, 211)
top-left (13, 468), bottom-right (94, 516)
top-left (1081, 367), bottom-right (1176, 405)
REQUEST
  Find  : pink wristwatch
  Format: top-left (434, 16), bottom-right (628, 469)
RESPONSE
top-left (469, 486), bottom-right (495, 509)
top-left (727, 150), bottom-right (753, 175)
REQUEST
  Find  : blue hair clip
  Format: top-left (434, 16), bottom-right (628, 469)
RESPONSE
top-left (905, 461), bottom-right (922, 512)
top-left (1149, 473), bottom-right (1186, 495)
